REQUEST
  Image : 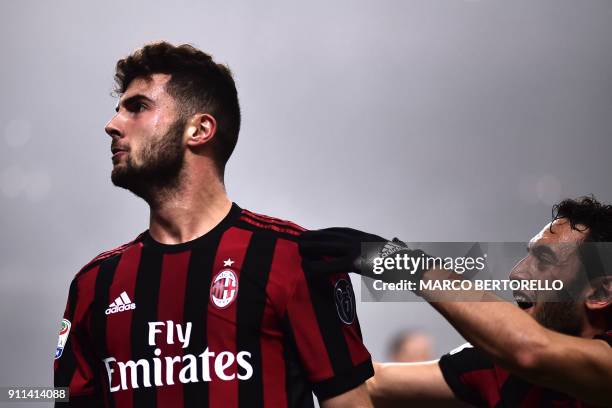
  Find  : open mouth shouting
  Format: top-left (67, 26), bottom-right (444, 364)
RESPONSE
top-left (513, 289), bottom-right (535, 310)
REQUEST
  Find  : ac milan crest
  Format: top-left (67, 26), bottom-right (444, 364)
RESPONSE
top-left (210, 269), bottom-right (239, 309)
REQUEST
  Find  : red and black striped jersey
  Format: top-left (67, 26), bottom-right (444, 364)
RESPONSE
top-left (54, 203), bottom-right (373, 407)
top-left (438, 332), bottom-right (612, 408)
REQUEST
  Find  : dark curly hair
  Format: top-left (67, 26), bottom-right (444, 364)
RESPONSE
top-left (552, 195), bottom-right (612, 279)
top-left (114, 41), bottom-right (241, 178)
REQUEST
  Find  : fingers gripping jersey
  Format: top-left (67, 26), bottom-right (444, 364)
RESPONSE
top-left (54, 203), bottom-right (373, 407)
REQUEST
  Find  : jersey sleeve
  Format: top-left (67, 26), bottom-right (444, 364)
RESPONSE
top-left (438, 343), bottom-right (497, 407)
top-left (284, 240), bottom-right (373, 401)
top-left (54, 272), bottom-right (104, 407)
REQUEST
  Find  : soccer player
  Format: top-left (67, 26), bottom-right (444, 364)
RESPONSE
top-left (303, 197), bottom-right (612, 407)
top-left (53, 42), bottom-right (373, 407)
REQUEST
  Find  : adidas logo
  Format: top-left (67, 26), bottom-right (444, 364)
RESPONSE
top-left (105, 291), bottom-right (136, 315)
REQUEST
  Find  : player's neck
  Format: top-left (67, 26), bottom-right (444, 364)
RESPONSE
top-left (146, 170), bottom-right (232, 245)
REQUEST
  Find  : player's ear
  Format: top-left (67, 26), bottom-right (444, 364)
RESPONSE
top-left (585, 276), bottom-right (612, 310)
top-left (186, 113), bottom-right (217, 147)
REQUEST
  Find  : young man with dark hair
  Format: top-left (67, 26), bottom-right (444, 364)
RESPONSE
top-left (54, 42), bottom-right (373, 408)
top-left (304, 196), bottom-right (612, 407)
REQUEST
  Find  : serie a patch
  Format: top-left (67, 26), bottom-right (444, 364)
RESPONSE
top-left (55, 319), bottom-right (71, 359)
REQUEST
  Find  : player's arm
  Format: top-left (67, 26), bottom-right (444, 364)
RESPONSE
top-left (54, 275), bottom-right (104, 407)
top-left (282, 237), bottom-right (375, 406)
top-left (301, 228), bottom-right (612, 405)
top-left (320, 383), bottom-right (372, 408)
top-left (366, 361), bottom-right (468, 408)
top-left (283, 265), bottom-right (374, 406)
top-left (421, 267), bottom-right (612, 406)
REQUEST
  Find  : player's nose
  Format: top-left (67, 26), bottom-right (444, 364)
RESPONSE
top-left (509, 256), bottom-right (532, 280)
top-left (105, 114), bottom-right (124, 139)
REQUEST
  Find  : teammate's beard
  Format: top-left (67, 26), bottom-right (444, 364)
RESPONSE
top-left (532, 275), bottom-right (586, 336)
top-left (111, 117), bottom-right (186, 203)
top-left (533, 301), bottom-right (583, 336)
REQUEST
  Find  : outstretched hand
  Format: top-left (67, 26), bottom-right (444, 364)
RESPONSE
top-left (300, 227), bottom-right (430, 286)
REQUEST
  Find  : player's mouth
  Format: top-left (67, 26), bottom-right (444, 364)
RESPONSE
top-left (513, 290), bottom-right (535, 310)
top-left (111, 146), bottom-right (129, 161)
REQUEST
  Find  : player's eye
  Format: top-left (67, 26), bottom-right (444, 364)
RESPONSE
top-left (127, 102), bottom-right (147, 113)
top-left (536, 255), bottom-right (554, 269)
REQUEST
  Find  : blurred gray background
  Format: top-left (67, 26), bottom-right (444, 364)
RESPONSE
top-left (1, 0), bottom-right (612, 401)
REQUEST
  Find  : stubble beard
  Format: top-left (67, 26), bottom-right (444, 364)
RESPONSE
top-left (111, 117), bottom-right (186, 204)
top-left (532, 275), bottom-right (586, 336)
top-left (533, 301), bottom-right (583, 336)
